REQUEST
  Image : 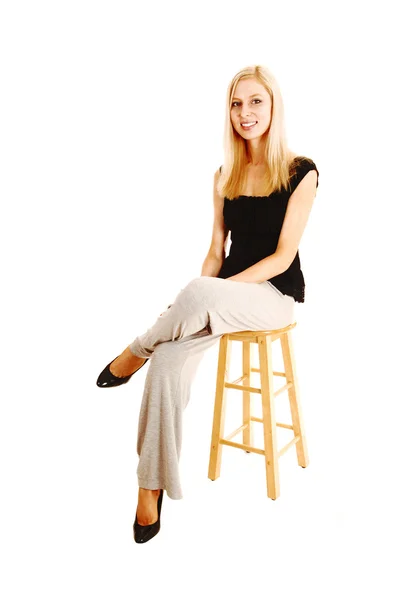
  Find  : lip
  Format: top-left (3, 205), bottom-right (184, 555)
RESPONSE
top-left (240, 121), bottom-right (258, 130)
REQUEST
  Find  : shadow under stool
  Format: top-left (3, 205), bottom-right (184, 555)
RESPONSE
top-left (208, 322), bottom-right (309, 500)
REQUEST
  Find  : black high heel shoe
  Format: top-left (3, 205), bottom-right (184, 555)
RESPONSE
top-left (96, 355), bottom-right (149, 388)
top-left (133, 489), bottom-right (164, 544)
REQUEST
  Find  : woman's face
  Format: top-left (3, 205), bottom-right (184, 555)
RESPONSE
top-left (230, 78), bottom-right (272, 140)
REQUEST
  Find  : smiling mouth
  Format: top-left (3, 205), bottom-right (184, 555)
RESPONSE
top-left (241, 121), bottom-right (258, 129)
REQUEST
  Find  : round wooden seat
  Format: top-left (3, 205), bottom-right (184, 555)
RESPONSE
top-left (231, 322), bottom-right (297, 337)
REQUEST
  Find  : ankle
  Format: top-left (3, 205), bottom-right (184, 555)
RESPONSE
top-left (139, 487), bottom-right (160, 496)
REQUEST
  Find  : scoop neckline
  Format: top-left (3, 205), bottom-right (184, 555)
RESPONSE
top-left (239, 194), bottom-right (269, 198)
top-left (225, 194), bottom-right (271, 200)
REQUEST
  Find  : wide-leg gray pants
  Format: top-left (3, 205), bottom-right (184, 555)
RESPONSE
top-left (129, 275), bottom-right (295, 500)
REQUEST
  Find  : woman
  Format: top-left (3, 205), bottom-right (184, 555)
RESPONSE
top-left (96, 64), bottom-right (319, 544)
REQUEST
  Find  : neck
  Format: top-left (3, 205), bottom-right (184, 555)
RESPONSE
top-left (247, 159), bottom-right (266, 167)
top-left (246, 142), bottom-right (266, 166)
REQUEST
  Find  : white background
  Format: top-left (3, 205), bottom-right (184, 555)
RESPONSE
top-left (1, 0), bottom-right (403, 598)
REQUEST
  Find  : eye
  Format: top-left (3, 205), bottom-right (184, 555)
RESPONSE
top-left (231, 99), bottom-right (262, 107)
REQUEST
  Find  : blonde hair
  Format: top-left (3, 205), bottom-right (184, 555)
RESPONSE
top-left (217, 64), bottom-right (303, 200)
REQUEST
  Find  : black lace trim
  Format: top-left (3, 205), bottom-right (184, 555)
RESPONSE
top-left (277, 283), bottom-right (305, 303)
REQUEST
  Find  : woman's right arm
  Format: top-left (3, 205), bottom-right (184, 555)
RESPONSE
top-left (200, 168), bottom-right (229, 277)
top-left (161, 169), bottom-right (227, 314)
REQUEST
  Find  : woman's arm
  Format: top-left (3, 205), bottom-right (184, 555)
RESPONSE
top-left (200, 168), bottom-right (228, 278)
top-left (200, 253), bottom-right (224, 277)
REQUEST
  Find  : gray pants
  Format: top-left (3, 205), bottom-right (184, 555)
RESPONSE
top-left (129, 275), bottom-right (295, 500)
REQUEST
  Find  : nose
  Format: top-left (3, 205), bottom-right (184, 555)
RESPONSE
top-left (240, 109), bottom-right (254, 119)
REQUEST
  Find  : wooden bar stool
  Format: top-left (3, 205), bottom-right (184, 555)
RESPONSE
top-left (208, 322), bottom-right (309, 500)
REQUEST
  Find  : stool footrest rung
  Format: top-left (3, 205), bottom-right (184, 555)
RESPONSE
top-left (250, 367), bottom-right (286, 377)
top-left (278, 435), bottom-right (301, 457)
top-left (225, 419), bottom-right (294, 439)
top-left (219, 434), bottom-right (301, 458)
top-left (219, 438), bottom-right (266, 455)
top-left (225, 381), bottom-right (262, 394)
top-left (250, 416), bottom-right (294, 430)
top-left (225, 378), bottom-right (293, 396)
top-left (220, 419), bottom-right (298, 457)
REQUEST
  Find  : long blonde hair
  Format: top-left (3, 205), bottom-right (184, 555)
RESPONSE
top-left (217, 64), bottom-right (302, 200)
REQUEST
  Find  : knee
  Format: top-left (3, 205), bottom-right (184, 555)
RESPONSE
top-left (179, 276), bottom-right (219, 311)
top-left (185, 276), bottom-right (204, 288)
top-left (163, 277), bottom-right (218, 322)
top-left (179, 277), bottom-right (204, 301)
top-left (183, 276), bottom-right (213, 294)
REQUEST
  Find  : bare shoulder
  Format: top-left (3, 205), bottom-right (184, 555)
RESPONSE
top-left (207, 166), bottom-right (228, 259)
top-left (213, 167), bottom-right (224, 202)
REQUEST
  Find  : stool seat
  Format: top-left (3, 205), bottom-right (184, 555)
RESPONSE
top-left (208, 321), bottom-right (308, 500)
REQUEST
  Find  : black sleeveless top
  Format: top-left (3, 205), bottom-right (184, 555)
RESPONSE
top-left (216, 157), bottom-right (319, 303)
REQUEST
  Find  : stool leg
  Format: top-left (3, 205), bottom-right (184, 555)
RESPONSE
top-left (280, 330), bottom-right (309, 468)
top-left (242, 340), bottom-right (254, 451)
top-left (208, 335), bottom-right (232, 482)
top-left (258, 334), bottom-right (280, 500)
